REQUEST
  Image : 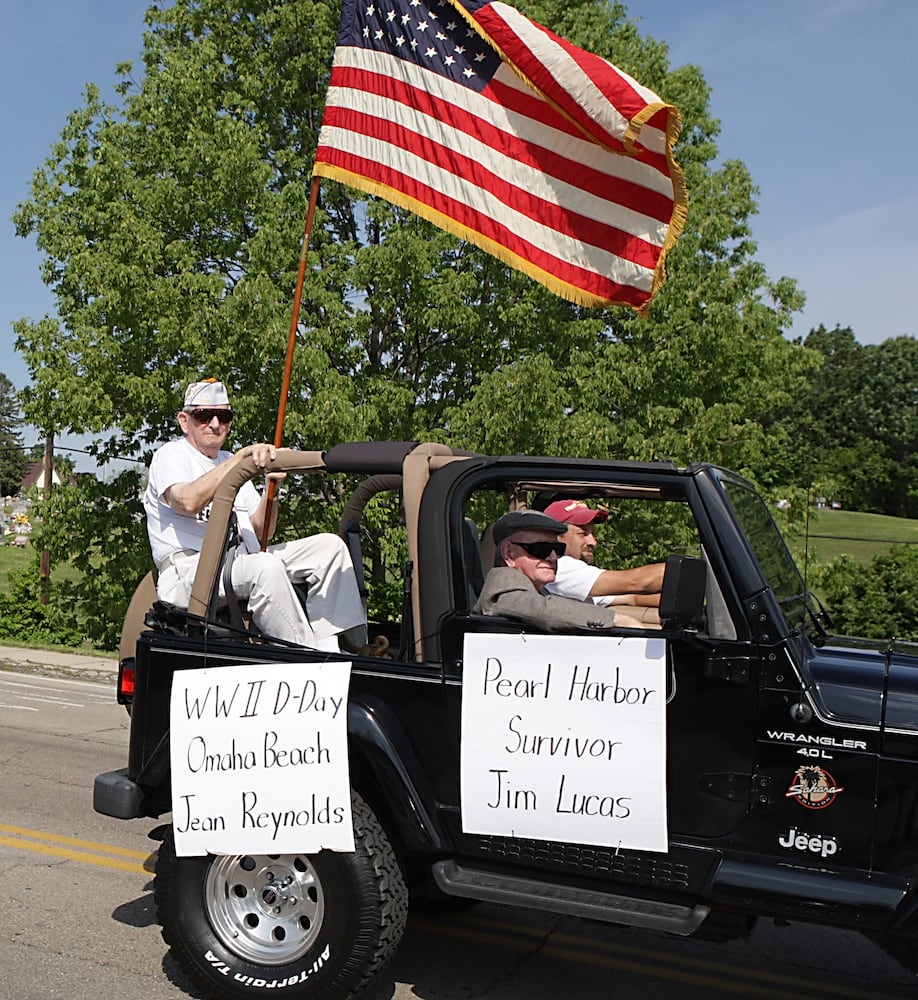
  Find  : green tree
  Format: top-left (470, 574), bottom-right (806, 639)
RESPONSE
top-left (27, 468), bottom-right (149, 648)
top-left (0, 373), bottom-right (26, 497)
top-left (853, 337), bottom-right (918, 516)
top-left (13, 0), bottom-right (812, 646)
top-left (817, 546), bottom-right (918, 642)
top-left (799, 325), bottom-right (865, 448)
top-left (775, 327), bottom-right (918, 516)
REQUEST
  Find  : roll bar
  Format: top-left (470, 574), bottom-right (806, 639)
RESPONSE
top-left (187, 449), bottom-right (326, 618)
top-left (184, 442), bottom-right (474, 662)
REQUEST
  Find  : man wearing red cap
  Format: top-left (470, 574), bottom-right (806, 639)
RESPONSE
top-left (541, 499), bottom-right (664, 612)
top-left (473, 510), bottom-right (656, 631)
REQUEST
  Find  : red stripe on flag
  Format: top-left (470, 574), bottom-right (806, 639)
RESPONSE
top-left (321, 102), bottom-right (663, 271)
top-left (484, 76), bottom-right (671, 178)
top-left (470, 2), bottom-right (673, 165)
top-left (325, 67), bottom-right (675, 228)
top-left (316, 146), bottom-right (652, 307)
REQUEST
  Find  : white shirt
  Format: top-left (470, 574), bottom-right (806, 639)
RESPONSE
top-left (546, 555), bottom-right (615, 606)
top-left (144, 437), bottom-right (261, 567)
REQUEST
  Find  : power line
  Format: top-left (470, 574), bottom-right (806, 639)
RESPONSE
top-left (0, 443), bottom-right (144, 465)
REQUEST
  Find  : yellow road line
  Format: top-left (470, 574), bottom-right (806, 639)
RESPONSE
top-left (0, 822), bottom-right (150, 859)
top-left (0, 824), bottom-right (155, 874)
top-left (540, 939), bottom-right (885, 1000)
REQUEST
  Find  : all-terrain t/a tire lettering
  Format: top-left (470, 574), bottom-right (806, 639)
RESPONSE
top-left (154, 792), bottom-right (408, 1000)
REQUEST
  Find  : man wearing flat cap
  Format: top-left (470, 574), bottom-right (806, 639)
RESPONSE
top-left (473, 510), bottom-right (659, 632)
top-left (541, 499), bottom-right (664, 614)
top-left (143, 378), bottom-right (367, 650)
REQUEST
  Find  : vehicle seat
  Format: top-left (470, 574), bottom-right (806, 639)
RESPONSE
top-left (123, 566), bottom-right (255, 649)
top-left (480, 522), bottom-right (497, 571)
top-left (119, 572), bottom-right (159, 665)
top-left (613, 604), bottom-right (662, 626)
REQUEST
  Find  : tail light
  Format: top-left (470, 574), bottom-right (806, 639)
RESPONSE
top-left (117, 658), bottom-right (136, 706)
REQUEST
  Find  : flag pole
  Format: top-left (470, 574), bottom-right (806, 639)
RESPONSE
top-left (260, 176), bottom-right (321, 550)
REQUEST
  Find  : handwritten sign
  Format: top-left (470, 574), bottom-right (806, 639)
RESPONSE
top-left (169, 662), bottom-right (354, 857)
top-left (461, 634), bottom-right (668, 852)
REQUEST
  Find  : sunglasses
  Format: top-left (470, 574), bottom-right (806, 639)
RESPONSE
top-left (187, 407), bottom-right (234, 425)
top-left (510, 540), bottom-right (566, 560)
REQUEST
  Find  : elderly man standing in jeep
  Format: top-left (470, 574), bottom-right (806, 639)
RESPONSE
top-left (473, 511), bottom-right (658, 631)
top-left (143, 378), bottom-right (367, 651)
top-left (541, 499), bottom-right (664, 610)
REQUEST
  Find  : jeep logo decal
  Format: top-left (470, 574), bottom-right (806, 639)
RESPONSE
top-left (778, 826), bottom-right (839, 858)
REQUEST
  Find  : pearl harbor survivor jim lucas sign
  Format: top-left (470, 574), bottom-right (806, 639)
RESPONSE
top-left (461, 634), bottom-right (668, 852)
top-left (169, 662), bottom-right (354, 857)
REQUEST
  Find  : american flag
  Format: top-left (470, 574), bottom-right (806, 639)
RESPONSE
top-left (314, 0), bottom-right (686, 309)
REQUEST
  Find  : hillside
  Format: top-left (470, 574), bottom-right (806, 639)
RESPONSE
top-left (800, 508), bottom-right (918, 565)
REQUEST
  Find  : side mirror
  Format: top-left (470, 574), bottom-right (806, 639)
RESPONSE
top-left (659, 554), bottom-right (706, 629)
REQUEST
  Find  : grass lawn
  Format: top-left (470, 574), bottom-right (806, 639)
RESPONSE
top-left (801, 508), bottom-right (918, 564)
top-left (0, 540), bottom-right (81, 591)
top-left (0, 542), bottom-right (31, 591)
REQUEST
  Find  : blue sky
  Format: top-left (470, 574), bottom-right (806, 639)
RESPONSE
top-left (2, 1), bottom-right (916, 464)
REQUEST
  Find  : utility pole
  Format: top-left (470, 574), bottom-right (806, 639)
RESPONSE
top-left (39, 432), bottom-right (53, 605)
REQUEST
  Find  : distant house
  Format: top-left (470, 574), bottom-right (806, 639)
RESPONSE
top-left (19, 460), bottom-right (76, 493)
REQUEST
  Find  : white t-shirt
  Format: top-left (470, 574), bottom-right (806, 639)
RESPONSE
top-left (546, 555), bottom-right (615, 606)
top-left (144, 437), bottom-right (261, 567)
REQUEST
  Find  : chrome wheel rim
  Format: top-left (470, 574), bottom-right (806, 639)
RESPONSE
top-left (204, 852), bottom-right (325, 965)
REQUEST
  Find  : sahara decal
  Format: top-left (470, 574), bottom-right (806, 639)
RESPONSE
top-left (778, 826), bottom-right (839, 858)
top-left (765, 731), bottom-right (867, 751)
top-left (785, 765), bottom-right (845, 810)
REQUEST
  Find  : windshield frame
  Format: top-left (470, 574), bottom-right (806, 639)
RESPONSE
top-left (715, 472), bottom-right (813, 634)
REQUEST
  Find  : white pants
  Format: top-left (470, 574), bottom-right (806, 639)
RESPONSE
top-left (157, 533), bottom-right (365, 649)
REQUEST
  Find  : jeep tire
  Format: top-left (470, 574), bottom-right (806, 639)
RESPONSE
top-left (154, 792), bottom-right (408, 1000)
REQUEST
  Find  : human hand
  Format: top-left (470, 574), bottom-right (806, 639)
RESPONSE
top-left (247, 443), bottom-right (277, 469)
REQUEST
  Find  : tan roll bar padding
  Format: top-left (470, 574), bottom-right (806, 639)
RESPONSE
top-left (187, 448), bottom-right (326, 619)
top-left (401, 443), bottom-right (472, 662)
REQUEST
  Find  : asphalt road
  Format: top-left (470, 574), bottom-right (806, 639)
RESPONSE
top-left (0, 663), bottom-right (916, 1000)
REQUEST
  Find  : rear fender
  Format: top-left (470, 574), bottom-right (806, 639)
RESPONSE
top-left (347, 697), bottom-right (448, 853)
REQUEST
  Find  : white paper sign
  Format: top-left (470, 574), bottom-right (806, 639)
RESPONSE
top-left (169, 661), bottom-right (354, 857)
top-left (461, 634), bottom-right (668, 852)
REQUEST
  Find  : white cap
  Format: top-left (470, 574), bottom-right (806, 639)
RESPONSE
top-left (183, 379), bottom-right (230, 408)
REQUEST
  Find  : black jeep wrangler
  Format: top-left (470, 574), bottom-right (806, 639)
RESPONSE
top-left (94, 441), bottom-right (918, 999)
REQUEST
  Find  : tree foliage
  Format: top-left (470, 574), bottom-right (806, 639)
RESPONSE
top-left (27, 469), bottom-right (151, 648)
top-left (774, 326), bottom-right (918, 516)
top-left (0, 373), bottom-right (26, 497)
top-left (0, 568), bottom-right (83, 647)
top-left (817, 547), bottom-right (918, 642)
top-left (13, 0), bottom-right (814, 647)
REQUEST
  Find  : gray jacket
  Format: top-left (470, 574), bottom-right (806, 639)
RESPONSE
top-left (474, 567), bottom-right (631, 632)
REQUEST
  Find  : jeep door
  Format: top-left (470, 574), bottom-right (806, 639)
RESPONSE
top-left (427, 461), bottom-right (763, 866)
